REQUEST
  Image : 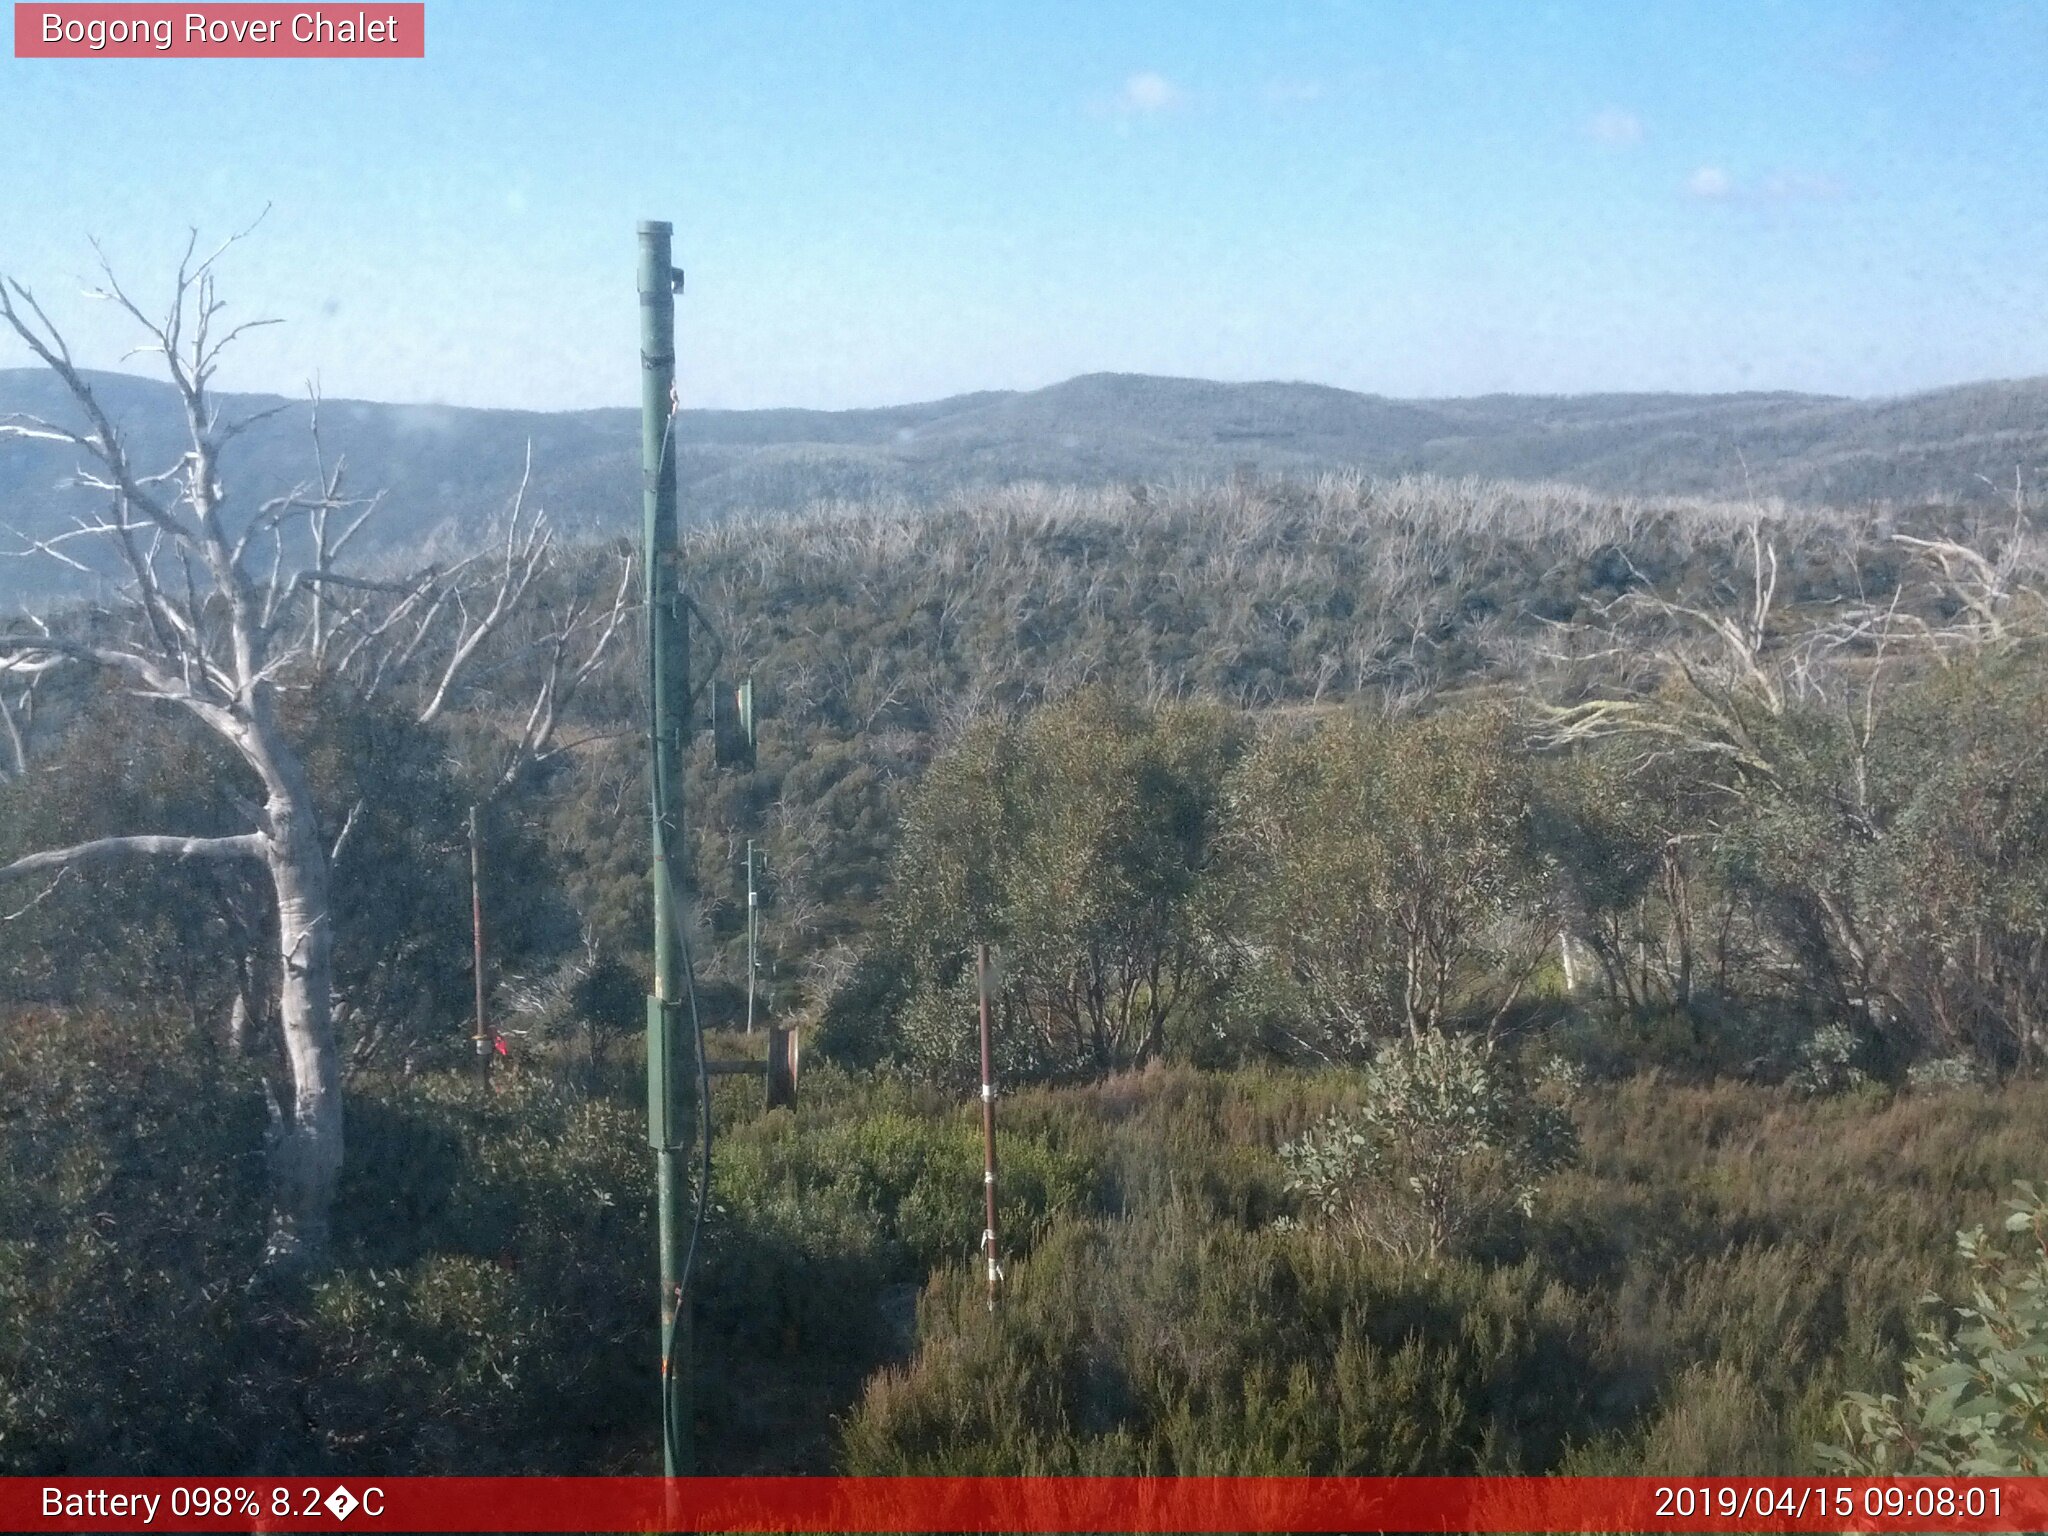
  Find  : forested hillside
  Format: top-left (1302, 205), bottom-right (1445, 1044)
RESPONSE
top-left (4, 366), bottom-right (2045, 604)
top-left (4, 468), bottom-right (2046, 1477)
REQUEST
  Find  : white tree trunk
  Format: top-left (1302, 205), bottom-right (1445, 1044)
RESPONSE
top-left (249, 709), bottom-right (344, 1269)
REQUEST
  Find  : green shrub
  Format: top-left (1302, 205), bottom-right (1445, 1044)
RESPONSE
top-left (1820, 1181), bottom-right (2048, 1474)
top-left (1906, 1055), bottom-right (1991, 1093)
top-left (1279, 1030), bottom-right (1577, 1260)
top-left (710, 1085), bottom-right (1096, 1282)
top-left (842, 1206), bottom-right (1615, 1475)
top-left (877, 693), bottom-right (1243, 1083)
top-left (0, 1010), bottom-right (656, 1474)
top-left (1218, 709), bottom-right (1543, 1057)
top-left (1790, 1023), bottom-right (1871, 1096)
top-left (0, 1008), bottom-right (287, 1472)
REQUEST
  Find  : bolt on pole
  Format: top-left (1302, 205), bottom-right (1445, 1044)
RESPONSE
top-left (640, 219), bottom-right (694, 1477)
top-left (978, 942), bottom-right (1000, 1311)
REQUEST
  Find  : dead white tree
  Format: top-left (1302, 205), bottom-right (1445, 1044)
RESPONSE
top-left (1532, 514), bottom-right (2044, 1053)
top-left (0, 650), bottom-right (59, 779)
top-left (1883, 527), bottom-right (2041, 656)
top-left (1534, 523), bottom-right (1793, 782)
top-left (0, 231), bottom-right (626, 1267)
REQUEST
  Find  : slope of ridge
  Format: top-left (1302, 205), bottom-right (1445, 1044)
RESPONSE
top-left (1, 368), bottom-right (2042, 605)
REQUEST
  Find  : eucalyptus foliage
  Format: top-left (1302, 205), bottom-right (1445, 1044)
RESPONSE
top-left (1821, 1182), bottom-right (2048, 1474)
top-left (879, 691), bottom-right (1242, 1083)
top-left (1278, 1029), bottom-right (1577, 1260)
top-left (1219, 707), bottom-right (1542, 1057)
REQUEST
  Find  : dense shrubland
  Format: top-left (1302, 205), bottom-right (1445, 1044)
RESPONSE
top-left (3, 470), bottom-right (2045, 1474)
top-left (842, 1066), bottom-right (2048, 1474)
top-left (836, 656), bottom-right (2048, 1093)
top-left (13, 998), bottom-right (2048, 1477)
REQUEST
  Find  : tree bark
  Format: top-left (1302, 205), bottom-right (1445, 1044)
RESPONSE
top-left (247, 706), bottom-right (344, 1269)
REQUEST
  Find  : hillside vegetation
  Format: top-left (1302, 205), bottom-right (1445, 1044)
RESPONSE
top-left (3, 365), bottom-right (2044, 603)
top-left (2, 470), bottom-right (2045, 1476)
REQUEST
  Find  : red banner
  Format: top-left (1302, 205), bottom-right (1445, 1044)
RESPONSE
top-left (13, 4), bottom-right (424, 57)
top-left (3, 1476), bottom-right (2044, 1532)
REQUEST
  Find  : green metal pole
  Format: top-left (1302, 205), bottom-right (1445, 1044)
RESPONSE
top-left (639, 219), bottom-right (693, 1477)
top-left (745, 838), bottom-right (757, 1036)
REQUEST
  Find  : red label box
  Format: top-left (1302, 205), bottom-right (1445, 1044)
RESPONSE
top-left (14, 3), bottom-right (424, 57)
top-left (2, 1475), bottom-right (2044, 1533)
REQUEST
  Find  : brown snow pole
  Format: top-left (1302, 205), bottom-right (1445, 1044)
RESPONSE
top-left (978, 942), bottom-right (1000, 1310)
top-left (469, 803), bottom-right (490, 1085)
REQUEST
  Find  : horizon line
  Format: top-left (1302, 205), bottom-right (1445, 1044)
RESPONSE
top-left (0, 363), bottom-right (2042, 419)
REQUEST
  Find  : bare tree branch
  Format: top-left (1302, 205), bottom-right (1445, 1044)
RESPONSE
top-left (416, 442), bottom-right (552, 724)
top-left (1, 869), bottom-right (67, 922)
top-left (0, 831), bottom-right (266, 880)
top-left (471, 550), bottom-right (637, 793)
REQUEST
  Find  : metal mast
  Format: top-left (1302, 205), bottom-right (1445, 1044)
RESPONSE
top-left (639, 219), bottom-right (695, 1477)
top-left (745, 838), bottom-right (758, 1035)
top-left (469, 804), bottom-right (490, 1086)
top-left (978, 943), bottom-right (1000, 1311)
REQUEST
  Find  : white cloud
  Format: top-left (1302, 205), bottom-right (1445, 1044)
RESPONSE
top-left (1586, 107), bottom-right (1643, 146)
top-left (1114, 71), bottom-right (1183, 115)
top-left (1682, 165), bottom-right (1842, 204)
top-left (1687, 165), bottom-right (1735, 199)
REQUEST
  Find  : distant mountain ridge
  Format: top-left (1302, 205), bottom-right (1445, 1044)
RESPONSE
top-left (2, 367), bottom-right (2044, 605)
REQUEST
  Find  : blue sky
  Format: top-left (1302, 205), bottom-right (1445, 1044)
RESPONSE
top-left (1, 1), bottom-right (2044, 410)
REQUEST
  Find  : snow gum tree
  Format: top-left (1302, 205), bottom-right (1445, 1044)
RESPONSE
top-left (0, 232), bottom-right (625, 1268)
